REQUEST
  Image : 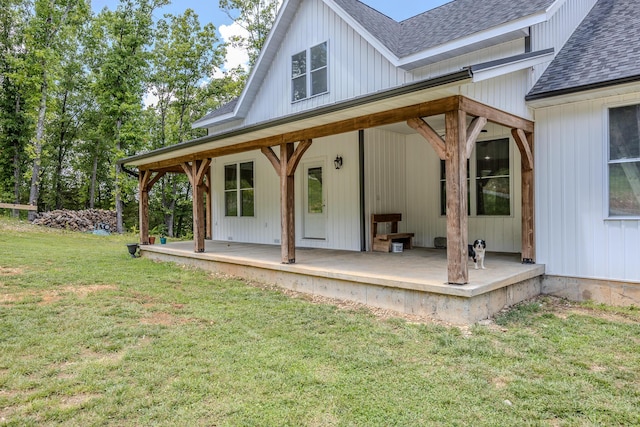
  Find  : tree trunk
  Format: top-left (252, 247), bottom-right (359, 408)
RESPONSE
top-left (89, 154), bottom-right (98, 209)
top-left (168, 178), bottom-right (177, 237)
top-left (28, 75), bottom-right (48, 221)
top-left (115, 118), bottom-right (123, 233)
top-left (12, 97), bottom-right (21, 218)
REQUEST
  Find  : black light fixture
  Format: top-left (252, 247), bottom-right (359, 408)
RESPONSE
top-left (334, 155), bottom-right (343, 170)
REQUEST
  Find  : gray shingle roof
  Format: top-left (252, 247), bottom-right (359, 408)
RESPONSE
top-left (334, 0), bottom-right (555, 57)
top-left (527, 0), bottom-right (640, 100)
top-left (193, 97), bottom-right (239, 124)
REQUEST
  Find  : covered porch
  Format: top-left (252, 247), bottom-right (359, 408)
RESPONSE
top-left (126, 92), bottom-right (536, 286)
top-left (139, 240), bottom-right (545, 324)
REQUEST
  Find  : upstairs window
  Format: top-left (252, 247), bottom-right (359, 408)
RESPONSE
top-left (224, 162), bottom-right (254, 217)
top-left (291, 41), bottom-right (328, 102)
top-left (609, 104), bottom-right (640, 217)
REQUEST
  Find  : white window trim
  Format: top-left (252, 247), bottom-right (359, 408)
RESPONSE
top-left (291, 40), bottom-right (329, 103)
top-left (224, 160), bottom-right (255, 218)
top-left (604, 101), bottom-right (640, 221)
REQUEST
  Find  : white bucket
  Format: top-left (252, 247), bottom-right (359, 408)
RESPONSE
top-left (391, 242), bottom-right (404, 253)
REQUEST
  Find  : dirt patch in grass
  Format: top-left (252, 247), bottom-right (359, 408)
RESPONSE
top-left (0, 267), bottom-right (23, 276)
top-left (59, 393), bottom-right (101, 409)
top-left (141, 311), bottom-right (177, 326)
top-left (0, 284), bottom-right (118, 306)
top-left (59, 284), bottom-right (118, 298)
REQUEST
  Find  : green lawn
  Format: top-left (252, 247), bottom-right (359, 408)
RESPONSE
top-left (0, 217), bottom-right (639, 426)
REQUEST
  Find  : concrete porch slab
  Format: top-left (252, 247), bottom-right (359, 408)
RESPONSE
top-left (139, 241), bottom-right (545, 324)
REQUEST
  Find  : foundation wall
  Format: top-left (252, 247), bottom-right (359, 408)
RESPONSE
top-left (143, 251), bottom-right (543, 324)
top-left (542, 275), bottom-right (640, 307)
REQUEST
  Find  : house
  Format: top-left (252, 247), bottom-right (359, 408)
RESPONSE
top-left (120, 0), bottom-right (640, 320)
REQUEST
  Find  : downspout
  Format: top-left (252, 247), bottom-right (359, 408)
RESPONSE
top-left (359, 130), bottom-right (366, 252)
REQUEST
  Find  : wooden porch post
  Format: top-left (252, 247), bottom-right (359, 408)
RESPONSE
top-left (512, 128), bottom-right (535, 263)
top-left (139, 170), bottom-right (150, 245)
top-left (280, 143), bottom-right (295, 263)
top-left (445, 110), bottom-right (469, 284)
top-left (261, 140), bottom-right (312, 264)
top-left (182, 159), bottom-right (211, 253)
top-left (139, 170), bottom-right (166, 245)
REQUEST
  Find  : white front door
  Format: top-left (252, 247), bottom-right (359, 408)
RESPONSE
top-left (303, 161), bottom-right (327, 239)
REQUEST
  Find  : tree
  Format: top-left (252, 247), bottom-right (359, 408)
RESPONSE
top-left (0, 0), bottom-right (33, 214)
top-left (149, 9), bottom-right (224, 236)
top-left (219, 0), bottom-right (281, 67)
top-left (89, 0), bottom-right (168, 232)
top-left (24, 0), bottom-right (89, 220)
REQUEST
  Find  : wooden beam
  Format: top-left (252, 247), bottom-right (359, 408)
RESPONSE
top-left (261, 146), bottom-right (281, 176)
top-left (512, 129), bottom-right (536, 263)
top-left (511, 128), bottom-right (534, 171)
top-left (146, 171), bottom-right (166, 191)
top-left (406, 117), bottom-right (446, 160)
top-left (195, 158), bottom-right (212, 185)
top-left (445, 109), bottom-right (469, 285)
top-left (465, 116), bottom-right (487, 159)
top-left (0, 203), bottom-right (37, 211)
top-left (280, 143), bottom-right (296, 264)
top-left (459, 96), bottom-right (534, 133)
top-left (286, 139), bottom-right (312, 177)
top-left (191, 160), bottom-right (206, 253)
top-left (136, 97), bottom-right (462, 171)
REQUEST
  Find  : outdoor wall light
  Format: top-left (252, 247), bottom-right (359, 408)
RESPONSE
top-left (334, 155), bottom-right (343, 170)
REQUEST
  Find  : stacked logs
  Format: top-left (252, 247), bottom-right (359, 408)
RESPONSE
top-left (32, 209), bottom-right (117, 232)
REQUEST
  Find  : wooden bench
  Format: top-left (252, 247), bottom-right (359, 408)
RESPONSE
top-left (371, 213), bottom-right (414, 252)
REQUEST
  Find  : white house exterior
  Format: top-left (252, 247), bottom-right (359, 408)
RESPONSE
top-left (122, 0), bottom-right (640, 305)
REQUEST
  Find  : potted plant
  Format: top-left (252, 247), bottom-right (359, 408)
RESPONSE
top-left (152, 224), bottom-right (168, 244)
top-left (159, 225), bottom-right (167, 244)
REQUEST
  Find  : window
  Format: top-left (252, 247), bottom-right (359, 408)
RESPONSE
top-left (440, 138), bottom-right (511, 216)
top-left (291, 41), bottom-right (328, 102)
top-left (476, 139), bottom-right (510, 215)
top-left (609, 104), bottom-right (640, 217)
top-left (224, 162), bottom-right (254, 217)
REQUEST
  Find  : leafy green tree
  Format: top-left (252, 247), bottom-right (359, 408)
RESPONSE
top-left (89, 0), bottom-right (168, 232)
top-left (0, 0), bottom-right (33, 213)
top-left (148, 9), bottom-right (224, 236)
top-left (24, 0), bottom-right (89, 220)
top-left (219, 0), bottom-right (281, 67)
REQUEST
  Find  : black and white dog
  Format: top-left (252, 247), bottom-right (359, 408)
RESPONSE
top-left (468, 239), bottom-right (486, 270)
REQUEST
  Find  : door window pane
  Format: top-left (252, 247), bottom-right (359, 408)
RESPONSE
top-left (307, 167), bottom-right (323, 214)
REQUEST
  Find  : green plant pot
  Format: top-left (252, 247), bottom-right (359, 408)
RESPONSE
top-left (160, 237), bottom-right (167, 244)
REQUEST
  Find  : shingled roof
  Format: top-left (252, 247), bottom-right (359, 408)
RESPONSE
top-left (334, 0), bottom-right (555, 57)
top-left (527, 0), bottom-right (640, 100)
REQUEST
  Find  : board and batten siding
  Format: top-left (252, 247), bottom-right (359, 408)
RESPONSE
top-left (460, 69), bottom-right (532, 120)
top-left (534, 92), bottom-right (640, 283)
top-left (244, 0), bottom-right (409, 126)
top-left (364, 128), bottom-right (522, 253)
top-left (210, 133), bottom-right (360, 251)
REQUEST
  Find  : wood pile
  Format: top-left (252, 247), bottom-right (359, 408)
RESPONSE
top-left (32, 209), bottom-right (117, 232)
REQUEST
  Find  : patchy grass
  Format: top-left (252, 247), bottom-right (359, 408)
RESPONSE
top-left (0, 217), bottom-right (639, 426)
